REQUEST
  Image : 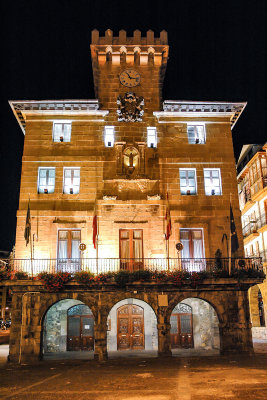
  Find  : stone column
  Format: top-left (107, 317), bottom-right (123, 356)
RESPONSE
top-left (220, 290), bottom-right (253, 354)
top-left (94, 321), bottom-right (108, 361)
top-left (157, 322), bottom-right (172, 357)
top-left (9, 291), bottom-right (42, 364)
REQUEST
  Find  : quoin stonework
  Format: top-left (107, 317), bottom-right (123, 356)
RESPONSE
top-left (4, 29), bottom-right (264, 363)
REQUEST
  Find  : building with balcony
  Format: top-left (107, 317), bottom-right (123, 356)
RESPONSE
top-left (237, 143), bottom-right (267, 338)
top-left (4, 29), bottom-right (264, 364)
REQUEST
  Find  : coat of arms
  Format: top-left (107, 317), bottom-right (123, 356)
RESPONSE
top-left (117, 92), bottom-right (144, 122)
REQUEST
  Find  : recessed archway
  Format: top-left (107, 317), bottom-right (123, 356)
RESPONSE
top-left (107, 298), bottom-right (158, 352)
top-left (42, 299), bottom-right (94, 358)
top-left (170, 298), bottom-right (220, 352)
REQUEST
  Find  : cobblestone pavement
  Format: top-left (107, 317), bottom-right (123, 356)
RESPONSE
top-left (0, 350), bottom-right (267, 399)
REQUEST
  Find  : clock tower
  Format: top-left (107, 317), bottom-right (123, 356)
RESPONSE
top-left (90, 29), bottom-right (169, 120)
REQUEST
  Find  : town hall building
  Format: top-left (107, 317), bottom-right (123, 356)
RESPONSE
top-left (6, 29), bottom-right (263, 363)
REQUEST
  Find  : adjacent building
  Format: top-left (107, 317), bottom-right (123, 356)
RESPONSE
top-left (237, 143), bottom-right (267, 338)
top-left (5, 30), bottom-right (263, 363)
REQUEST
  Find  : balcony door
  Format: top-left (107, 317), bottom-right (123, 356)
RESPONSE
top-left (180, 229), bottom-right (204, 271)
top-left (119, 229), bottom-right (143, 271)
top-left (57, 230), bottom-right (81, 272)
top-left (170, 304), bottom-right (193, 349)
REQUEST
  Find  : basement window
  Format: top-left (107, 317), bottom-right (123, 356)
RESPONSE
top-left (63, 168), bottom-right (80, 194)
top-left (38, 167), bottom-right (55, 193)
top-left (53, 122), bottom-right (72, 142)
top-left (204, 168), bottom-right (222, 195)
top-left (147, 127), bottom-right (157, 148)
top-left (179, 169), bottom-right (197, 195)
top-left (104, 126), bottom-right (115, 147)
top-left (187, 124), bottom-right (206, 144)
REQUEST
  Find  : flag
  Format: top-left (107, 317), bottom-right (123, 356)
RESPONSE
top-left (92, 213), bottom-right (98, 249)
top-left (24, 200), bottom-right (31, 246)
top-left (165, 192), bottom-right (172, 240)
top-left (230, 204), bottom-right (239, 254)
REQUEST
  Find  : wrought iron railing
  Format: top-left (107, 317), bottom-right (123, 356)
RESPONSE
top-left (0, 257), bottom-right (263, 276)
top-left (242, 213), bottom-right (267, 237)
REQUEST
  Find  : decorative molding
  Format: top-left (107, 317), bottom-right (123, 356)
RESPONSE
top-left (117, 92), bottom-right (144, 122)
top-left (103, 195), bottom-right (117, 201)
top-left (153, 101), bottom-right (247, 129)
top-left (147, 194), bottom-right (161, 200)
top-left (114, 220), bottom-right (148, 224)
top-left (9, 100), bottom-right (108, 134)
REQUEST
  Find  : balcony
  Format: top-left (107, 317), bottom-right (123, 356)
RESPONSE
top-left (242, 213), bottom-right (267, 238)
top-left (1, 257), bottom-right (263, 276)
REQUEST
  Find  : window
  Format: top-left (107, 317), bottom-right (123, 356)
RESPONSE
top-left (179, 169), bottom-right (197, 195)
top-left (53, 122), bottom-right (71, 142)
top-left (104, 126), bottom-right (114, 147)
top-left (147, 127), bottom-right (157, 148)
top-left (38, 167), bottom-right (55, 193)
top-left (63, 168), bottom-right (80, 194)
top-left (187, 124), bottom-right (206, 144)
top-left (204, 168), bottom-right (222, 195)
top-left (119, 229), bottom-right (143, 271)
top-left (57, 230), bottom-right (81, 272)
top-left (180, 229), bottom-right (204, 259)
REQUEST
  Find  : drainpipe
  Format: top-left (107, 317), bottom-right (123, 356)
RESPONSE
top-left (19, 291), bottom-right (40, 364)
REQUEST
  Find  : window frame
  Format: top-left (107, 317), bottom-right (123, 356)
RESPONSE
top-left (147, 127), bottom-right (157, 148)
top-left (104, 126), bottom-right (115, 147)
top-left (37, 167), bottom-right (55, 194)
top-left (53, 121), bottom-right (72, 142)
top-left (63, 167), bottom-right (80, 194)
top-left (187, 123), bottom-right (206, 144)
top-left (203, 168), bottom-right (222, 196)
top-left (179, 168), bottom-right (197, 195)
top-left (57, 229), bottom-right (81, 259)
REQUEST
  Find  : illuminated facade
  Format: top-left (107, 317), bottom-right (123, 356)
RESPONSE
top-left (237, 144), bottom-right (267, 338)
top-left (6, 30), bottom-right (264, 363)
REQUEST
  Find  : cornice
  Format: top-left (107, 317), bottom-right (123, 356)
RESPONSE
top-left (154, 101), bottom-right (247, 129)
top-left (9, 100), bottom-right (109, 135)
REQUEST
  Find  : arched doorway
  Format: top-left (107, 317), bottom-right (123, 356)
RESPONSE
top-left (67, 304), bottom-right (94, 351)
top-left (42, 299), bottom-right (94, 355)
top-left (170, 303), bottom-right (193, 348)
top-left (117, 304), bottom-right (144, 350)
top-left (107, 298), bottom-right (158, 352)
top-left (171, 298), bottom-right (220, 351)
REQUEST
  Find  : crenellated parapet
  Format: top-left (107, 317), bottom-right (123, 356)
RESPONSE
top-left (90, 29), bottom-right (168, 67)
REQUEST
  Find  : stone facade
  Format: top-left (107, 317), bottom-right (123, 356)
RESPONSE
top-left (7, 279), bottom-right (261, 363)
top-left (7, 30), bottom-right (262, 364)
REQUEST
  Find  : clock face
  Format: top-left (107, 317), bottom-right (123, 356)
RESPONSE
top-left (119, 69), bottom-right (141, 87)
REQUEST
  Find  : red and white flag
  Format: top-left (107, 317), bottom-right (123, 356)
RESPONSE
top-left (92, 212), bottom-right (98, 249)
top-left (165, 192), bottom-right (172, 240)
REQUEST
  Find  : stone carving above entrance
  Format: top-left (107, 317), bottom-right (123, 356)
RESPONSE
top-left (117, 92), bottom-right (144, 122)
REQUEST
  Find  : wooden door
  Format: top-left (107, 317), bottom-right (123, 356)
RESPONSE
top-left (67, 314), bottom-right (94, 351)
top-left (117, 305), bottom-right (144, 350)
top-left (170, 313), bottom-right (193, 349)
top-left (119, 229), bottom-right (143, 272)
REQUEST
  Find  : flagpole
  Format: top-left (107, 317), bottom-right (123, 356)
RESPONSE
top-left (29, 195), bottom-right (33, 280)
top-left (228, 193), bottom-right (232, 276)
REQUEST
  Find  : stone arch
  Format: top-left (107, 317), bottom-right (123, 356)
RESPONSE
top-left (166, 292), bottom-right (225, 325)
top-left (41, 298), bottom-right (95, 355)
top-left (107, 297), bottom-right (158, 352)
top-left (167, 294), bottom-right (221, 351)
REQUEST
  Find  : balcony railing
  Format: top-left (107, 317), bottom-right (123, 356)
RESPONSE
top-left (242, 213), bottom-right (267, 237)
top-left (0, 257), bottom-right (263, 276)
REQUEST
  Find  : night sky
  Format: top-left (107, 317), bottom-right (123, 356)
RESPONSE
top-left (1, 0), bottom-right (266, 252)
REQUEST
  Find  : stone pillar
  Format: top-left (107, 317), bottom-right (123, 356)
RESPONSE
top-left (9, 292), bottom-right (42, 364)
top-left (220, 291), bottom-right (253, 355)
top-left (157, 323), bottom-right (172, 357)
top-left (94, 322), bottom-right (108, 361)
